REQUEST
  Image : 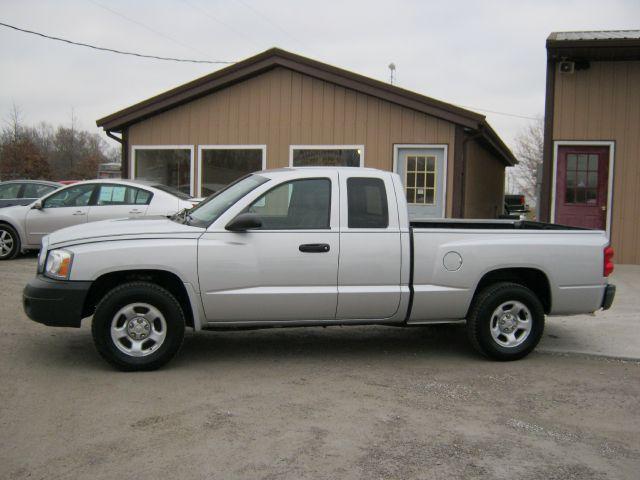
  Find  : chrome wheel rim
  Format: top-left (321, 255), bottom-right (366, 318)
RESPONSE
top-left (490, 300), bottom-right (532, 348)
top-left (0, 229), bottom-right (14, 258)
top-left (110, 303), bottom-right (167, 357)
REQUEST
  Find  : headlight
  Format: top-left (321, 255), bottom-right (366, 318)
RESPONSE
top-left (37, 236), bottom-right (49, 273)
top-left (44, 249), bottom-right (73, 280)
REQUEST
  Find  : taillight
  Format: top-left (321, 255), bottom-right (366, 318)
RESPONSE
top-left (519, 195), bottom-right (525, 205)
top-left (603, 246), bottom-right (614, 277)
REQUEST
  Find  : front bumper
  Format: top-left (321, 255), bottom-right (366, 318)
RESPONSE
top-left (601, 284), bottom-right (616, 311)
top-left (23, 275), bottom-right (92, 328)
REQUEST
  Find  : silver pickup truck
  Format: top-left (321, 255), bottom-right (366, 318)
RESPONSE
top-left (23, 167), bottom-right (616, 370)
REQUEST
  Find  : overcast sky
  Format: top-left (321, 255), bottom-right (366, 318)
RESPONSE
top-left (1, 0), bottom-right (638, 151)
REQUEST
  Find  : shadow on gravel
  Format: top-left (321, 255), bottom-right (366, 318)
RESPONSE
top-left (175, 323), bottom-right (477, 368)
top-left (22, 323), bottom-right (477, 371)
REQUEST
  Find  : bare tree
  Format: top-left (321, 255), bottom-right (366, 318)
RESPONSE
top-left (508, 118), bottom-right (544, 207)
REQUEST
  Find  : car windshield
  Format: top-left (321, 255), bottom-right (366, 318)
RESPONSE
top-left (176, 174), bottom-right (269, 227)
top-left (150, 184), bottom-right (192, 200)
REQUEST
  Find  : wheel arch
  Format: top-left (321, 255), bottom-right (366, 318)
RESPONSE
top-left (470, 267), bottom-right (552, 315)
top-left (83, 269), bottom-right (195, 328)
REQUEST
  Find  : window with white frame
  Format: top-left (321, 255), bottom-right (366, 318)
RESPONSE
top-left (291, 145), bottom-right (363, 167)
top-left (199, 146), bottom-right (265, 196)
top-left (405, 155), bottom-right (437, 205)
top-left (132, 147), bottom-right (193, 195)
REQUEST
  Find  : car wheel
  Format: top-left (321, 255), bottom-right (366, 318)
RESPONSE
top-left (466, 282), bottom-right (545, 361)
top-left (92, 282), bottom-right (185, 371)
top-left (0, 224), bottom-right (20, 260)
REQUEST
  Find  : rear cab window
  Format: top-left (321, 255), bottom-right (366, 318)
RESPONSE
top-left (347, 177), bottom-right (389, 228)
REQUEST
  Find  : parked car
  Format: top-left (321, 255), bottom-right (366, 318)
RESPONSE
top-left (503, 194), bottom-right (530, 219)
top-left (22, 168), bottom-right (615, 370)
top-left (0, 180), bottom-right (61, 208)
top-left (0, 179), bottom-right (195, 260)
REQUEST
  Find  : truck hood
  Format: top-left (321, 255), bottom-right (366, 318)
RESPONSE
top-left (47, 216), bottom-right (205, 247)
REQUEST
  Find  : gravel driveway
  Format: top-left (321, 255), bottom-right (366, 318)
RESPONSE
top-left (1, 256), bottom-right (639, 479)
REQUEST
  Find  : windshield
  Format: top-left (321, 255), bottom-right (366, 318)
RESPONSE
top-left (182, 174), bottom-right (269, 227)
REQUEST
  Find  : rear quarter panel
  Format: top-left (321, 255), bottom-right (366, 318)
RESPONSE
top-left (410, 229), bottom-right (609, 322)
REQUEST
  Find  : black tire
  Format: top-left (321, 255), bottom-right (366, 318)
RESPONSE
top-left (466, 282), bottom-right (545, 361)
top-left (0, 223), bottom-right (20, 260)
top-left (92, 282), bottom-right (185, 371)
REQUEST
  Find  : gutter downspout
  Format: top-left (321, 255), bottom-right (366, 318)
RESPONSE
top-left (105, 130), bottom-right (127, 179)
top-left (459, 127), bottom-right (483, 218)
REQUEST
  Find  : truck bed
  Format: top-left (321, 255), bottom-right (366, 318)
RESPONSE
top-left (410, 219), bottom-right (588, 230)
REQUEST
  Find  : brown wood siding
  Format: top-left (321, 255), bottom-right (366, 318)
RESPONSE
top-left (463, 139), bottom-right (505, 218)
top-left (552, 60), bottom-right (640, 264)
top-left (126, 67), bottom-right (505, 218)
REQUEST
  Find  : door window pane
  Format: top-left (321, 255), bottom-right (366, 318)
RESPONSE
top-left (247, 178), bottom-right (331, 229)
top-left (43, 184), bottom-right (95, 208)
top-left (0, 183), bottom-right (21, 199)
top-left (347, 177), bottom-right (388, 228)
top-left (405, 155), bottom-right (436, 205)
top-left (564, 151), bottom-right (599, 205)
top-left (201, 148), bottom-right (263, 196)
top-left (23, 183), bottom-right (57, 198)
top-left (134, 149), bottom-right (191, 195)
top-left (292, 148), bottom-right (361, 167)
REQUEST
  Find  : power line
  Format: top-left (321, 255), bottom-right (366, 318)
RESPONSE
top-left (455, 104), bottom-right (539, 121)
top-left (88, 0), bottom-right (211, 57)
top-left (178, 0), bottom-right (260, 49)
top-left (234, 0), bottom-right (305, 47)
top-left (0, 21), bottom-right (234, 64)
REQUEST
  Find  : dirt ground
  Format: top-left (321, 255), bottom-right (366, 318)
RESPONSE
top-left (1, 256), bottom-right (639, 480)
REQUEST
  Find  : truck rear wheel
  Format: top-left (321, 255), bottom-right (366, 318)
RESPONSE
top-left (92, 282), bottom-right (185, 371)
top-left (466, 282), bottom-right (544, 361)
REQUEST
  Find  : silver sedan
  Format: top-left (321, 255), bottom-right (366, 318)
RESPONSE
top-left (0, 179), bottom-right (195, 260)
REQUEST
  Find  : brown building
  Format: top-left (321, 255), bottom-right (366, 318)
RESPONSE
top-left (540, 31), bottom-right (640, 264)
top-left (97, 48), bottom-right (515, 220)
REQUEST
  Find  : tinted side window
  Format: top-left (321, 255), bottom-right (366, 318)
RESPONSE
top-left (347, 177), bottom-right (389, 228)
top-left (43, 184), bottom-right (95, 208)
top-left (247, 178), bottom-right (331, 229)
top-left (0, 183), bottom-right (21, 199)
top-left (134, 188), bottom-right (152, 205)
top-left (23, 183), bottom-right (57, 198)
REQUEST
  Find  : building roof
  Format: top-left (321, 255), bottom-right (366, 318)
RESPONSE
top-left (97, 48), bottom-right (516, 165)
top-left (547, 30), bottom-right (640, 60)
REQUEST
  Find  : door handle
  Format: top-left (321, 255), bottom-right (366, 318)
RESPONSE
top-left (299, 243), bottom-right (330, 253)
top-left (129, 209), bottom-right (142, 214)
top-left (72, 211), bottom-right (86, 216)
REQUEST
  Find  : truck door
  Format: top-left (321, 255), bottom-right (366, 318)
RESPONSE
top-left (336, 173), bottom-right (402, 319)
top-left (198, 172), bottom-right (340, 322)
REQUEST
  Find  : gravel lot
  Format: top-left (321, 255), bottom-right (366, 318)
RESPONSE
top-left (1, 256), bottom-right (639, 480)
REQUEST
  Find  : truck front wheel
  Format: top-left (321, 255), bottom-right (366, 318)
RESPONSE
top-left (92, 282), bottom-right (185, 371)
top-left (466, 282), bottom-right (545, 361)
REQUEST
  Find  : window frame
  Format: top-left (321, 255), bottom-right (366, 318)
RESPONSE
top-left (404, 154), bottom-right (438, 206)
top-left (242, 177), bottom-right (333, 231)
top-left (130, 145), bottom-right (195, 197)
top-left (289, 145), bottom-right (365, 168)
top-left (197, 145), bottom-right (267, 197)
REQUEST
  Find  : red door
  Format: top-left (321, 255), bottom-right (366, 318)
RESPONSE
top-left (555, 146), bottom-right (609, 229)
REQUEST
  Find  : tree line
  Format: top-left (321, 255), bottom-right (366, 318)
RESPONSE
top-left (0, 105), bottom-right (120, 181)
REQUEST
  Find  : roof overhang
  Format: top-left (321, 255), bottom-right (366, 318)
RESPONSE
top-left (97, 48), bottom-right (516, 166)
top-left (547, 32), bottom-right (640, 61)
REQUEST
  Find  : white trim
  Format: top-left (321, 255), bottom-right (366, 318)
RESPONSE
top-left (392, 144), bottom-right (448, 219)
top-left (197, 144), bottom-right (267, 197)
top-left (551, 140), bottom-right (615, 235)
top-left (130, 145), bottom-right (195, 197)
top-left (289, 145), bottom-right (365, 167)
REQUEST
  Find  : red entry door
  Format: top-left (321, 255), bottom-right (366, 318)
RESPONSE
top-left (555, 146), bottom-right (609, 230)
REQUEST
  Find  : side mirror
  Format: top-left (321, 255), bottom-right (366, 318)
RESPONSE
top-left (31, 201), bottom-right (43, 210)
top-left (225, 213), bottom-right (262, 232)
